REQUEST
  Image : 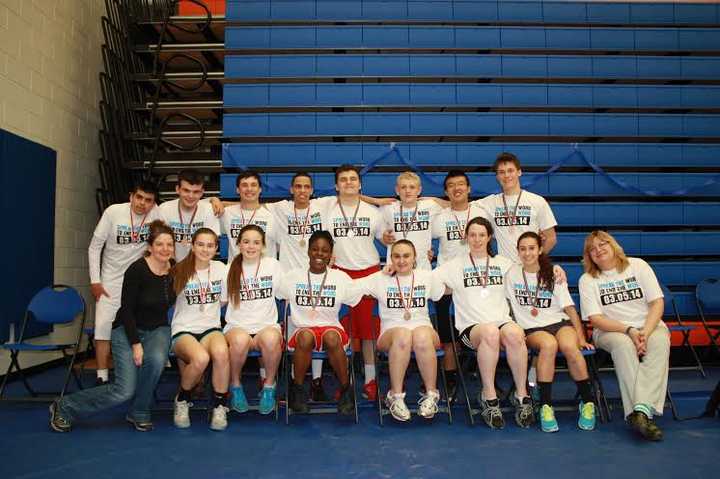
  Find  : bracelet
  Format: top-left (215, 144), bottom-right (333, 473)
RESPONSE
top-left (625, 326), bottom-right (635, 335)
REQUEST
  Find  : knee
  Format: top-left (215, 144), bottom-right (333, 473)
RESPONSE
top-left (323, 332), bottom-right (341, 350)
top-left (108, 381), bottom-right (134, 403)
top-left (210, 345), bottom-right (229, 365)
top-left (412, 330), bottom-right (434, 351)
top-left (193, 350), bottom-right (211, 370)
top-left (296, 331), bottom-right (315, 350)
top-left (503, 330), bottom-right (525, 349)
top-left (479, 328), bottom-right (500, 347)
top-left (144, 348), bottom-right (169, 371)
top-left (540, 340), bottom-right (559, 356)
top-left (395, 331), bottom-right (412, 350)
top-left (260, 333), bottom-right (282, 352)
top-left (229, 334), bottom-right (250, 351)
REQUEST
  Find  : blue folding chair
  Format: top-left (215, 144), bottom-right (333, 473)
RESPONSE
top-left (0, 285), bottom-right (86, 401)
top-left (282, 304), bottom-right (359, 424)
top-left (375, 347), bottom-right (453, 425)
top-left (661, 284), bottom-right (705, 378)
top-left (695, 278), bottom-right (720, 355)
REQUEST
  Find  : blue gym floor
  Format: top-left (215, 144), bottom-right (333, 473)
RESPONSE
top-left (1, 366), bottom-right (718, 479)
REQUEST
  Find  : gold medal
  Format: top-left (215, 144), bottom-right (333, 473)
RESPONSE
top-left (299, 239), bottom-right (306, 248)
top-left (531, 307), bottom-right (539, 317)
top-left (403, 311), bottom-right (411, 321)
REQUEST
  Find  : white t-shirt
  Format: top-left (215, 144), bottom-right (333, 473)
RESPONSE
top-left (432, 203), bottom-right (488, 265)
top-left (159, 199), bottom-right (220, 262)
top-left (476, 190), bottom-right (557, 263)
top-left (275, 267), bottom-right (363, 329)
top-left (88, 202), bottom-right (164, 288)
top-left (267, 199), bottom-right (324, 270)
top-left (505, 264), bottom-right (575, 330)
top-left (220, 204), bottom-right (277, 263)
top-left (435, 254), bottom-right (514, 333)
top-left (171, 260), bottom-right (228, 336)
top-left (319, 197), bottom-right (383, 270)
top-left (357, 269), bottom-right (445, 337)
top-left (224, 257), bottom-right (280, 334)
top-left (579, 257), bottom-right (664, 329)
top-left (380, 200), bottom-right (441, 271)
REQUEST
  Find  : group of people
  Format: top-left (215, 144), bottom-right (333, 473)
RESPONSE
top-left (48, 153), bottom-right (670, 441)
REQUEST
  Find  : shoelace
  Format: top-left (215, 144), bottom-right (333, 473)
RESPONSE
top-left (582, 403), bottom-right (595, 418)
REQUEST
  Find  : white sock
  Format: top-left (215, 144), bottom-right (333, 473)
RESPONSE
top-left (97, 369), bottom-right (109, 381)
top-left (264, 381), bottom-right (276, 389)
top-left (528, 366), bottom-right (537, 387)
top-left (364, 364), bottom-right (376, 383)
top-left (312, 359), bottom-right (323, 380)
top-left (259, 368), bottom-right (266, 379)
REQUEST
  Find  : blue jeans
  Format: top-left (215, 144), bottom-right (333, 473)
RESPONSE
top-left (58, 325), bottom-right (170, 423)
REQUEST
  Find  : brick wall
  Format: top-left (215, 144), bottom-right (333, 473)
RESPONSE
top-left (0, 0), bottom-right (105, 370)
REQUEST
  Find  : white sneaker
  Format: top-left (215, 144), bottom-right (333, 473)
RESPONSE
top-left (209, 405), bottom-right (229, 431)
top-left (385, 391), bottom-right (411, 422)
top-left (173, 398), bottom-right (191, 428)
top-left (418, 389), bottom-right (440, 419)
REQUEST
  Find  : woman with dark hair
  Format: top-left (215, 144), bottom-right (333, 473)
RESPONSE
top-left (275, 230), bottom-right (363, 415)
top-left (170, 228), bottom-right (230, 431)
top-left (224, 224), bottom-right (282, 416)
top-left (506, 232), bottom-right (596, 433)
top-left (579, 230), bottom-right (669, 441)
top-left (358, 240), bottom-right (445, 422)
top-left (435, 217), bottom-right (534, 430)
top-left (50, 220), bottom-right (175, 432)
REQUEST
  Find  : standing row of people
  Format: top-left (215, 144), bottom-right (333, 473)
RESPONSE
top-left (50, 153), bottom-right (670, 441)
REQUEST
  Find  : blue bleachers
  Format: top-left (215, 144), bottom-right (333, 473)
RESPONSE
top-left (228, 1), bottom-right (720, 25)
top-left (222, 143), bottom-right (720, 169)
top-left (225, 84), bottom-right (720, 109)
top-left (559, 261), bottom-right (720, 288)
top-left (225, 54), bottom-right (720, 80)
top-left (554, 202), bottom-right (720, 227)
top-left (223, 112), bottom-right (720, 137)
top-left (553, 231), bottom-right (720, 257)
top-left (226, 25), bottom-right (720, 51)
top-left (219, 172), bottom-right (720, 198)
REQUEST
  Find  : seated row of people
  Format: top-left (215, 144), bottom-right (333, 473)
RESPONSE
top-left (51, 219), bottom-right (669, 442)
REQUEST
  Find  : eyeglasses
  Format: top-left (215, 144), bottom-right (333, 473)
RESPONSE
top-left (589, 241), bottom-right (609, 255)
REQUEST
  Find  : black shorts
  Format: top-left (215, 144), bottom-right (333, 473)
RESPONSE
top-left (458, 322), bottom-right (512, 351)
top-left (435, 295), bottom-right (455, 343)
top-left (524, 320), bottom-right (573, 337)
top-left (171, 327), bottom-right (223, 349)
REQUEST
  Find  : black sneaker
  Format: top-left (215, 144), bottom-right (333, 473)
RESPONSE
top-left (310, 377), bottom-right (329, 402)
top-left (289, 383), bottom-right (309, 414)
top-left (446, 375), bottom-right (458, 404)
top-left (477, 396), bottom-right (504, 429)
top-left (49, 401), bottom-right (71, 433)
top-left (337, 384), bottom-right (355, 416)
top-left (126, 415), bottom-right (154, 432)
top-left (511, 395), bottom-right (535, 429)
top-left (627, 411), bottom-right (664, 441)
top-left (95, 377), bottom-right (108, 387)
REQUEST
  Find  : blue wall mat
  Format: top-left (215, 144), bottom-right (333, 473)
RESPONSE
top-left (0, 129), bottom-right (56, 342)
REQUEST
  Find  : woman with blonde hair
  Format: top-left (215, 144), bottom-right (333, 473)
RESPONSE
top-left (579, 230), bottom-right (669, 441)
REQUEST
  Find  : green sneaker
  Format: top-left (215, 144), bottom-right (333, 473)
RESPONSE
top-left (539, 404), bottom-right (559, 433)
top-left (578, 402), bottom-right (596, 431)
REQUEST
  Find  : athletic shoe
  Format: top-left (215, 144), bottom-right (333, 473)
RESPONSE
top-left (337, 384), bottom-right (355, 416)
top-left (418, 389), bottom-right (440, 419)
top-left (289, 383), bottom-right (310, 414)
top-left (578, 402), bottom-right (596, 431)
top-left (627, 411), bottom-right (663, 441)
top-left (478, 396), bottom-right (504, 429)
top-left (49, 401), bottom-right (71, 433)
top-left (425, 375), bottom-right (457, 403)
top-left (126, 416), bottom-right (154, 432)
top-left (173, 397), bottom-right (191, 428)
top-left (209, 405), bottom-right (229, 431)
top-left (539, 404), bottom-right (559, 433)
top-left (230, 386), bottom-right (249, 413)
top-left (95, 377), bottom-right (108, 387)
top-left (258, 385), bottom-right (276, 415)
top-left (512, 395), bottom-right (535, 429)
top-left (385, 391), bottom-right (411, 422)
top-left (310, 377), bottom-right (329, 402)
top-left (362, 379), bottom-right (378, 401)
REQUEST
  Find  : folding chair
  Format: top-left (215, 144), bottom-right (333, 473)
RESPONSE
top-left (0, 285), bottom-right (86, 402)
top-left (375, 348), bottom-right (453, 425)
top-left (661, 284), bottom-right (705, 377)
top-left (695, 278), bottom-right (720, 355)
top-left (282, 305), bottom-right (359, 424)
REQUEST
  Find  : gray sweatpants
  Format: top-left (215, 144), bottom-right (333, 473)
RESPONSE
top-left (594, 322), bottom-right (670, 418)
